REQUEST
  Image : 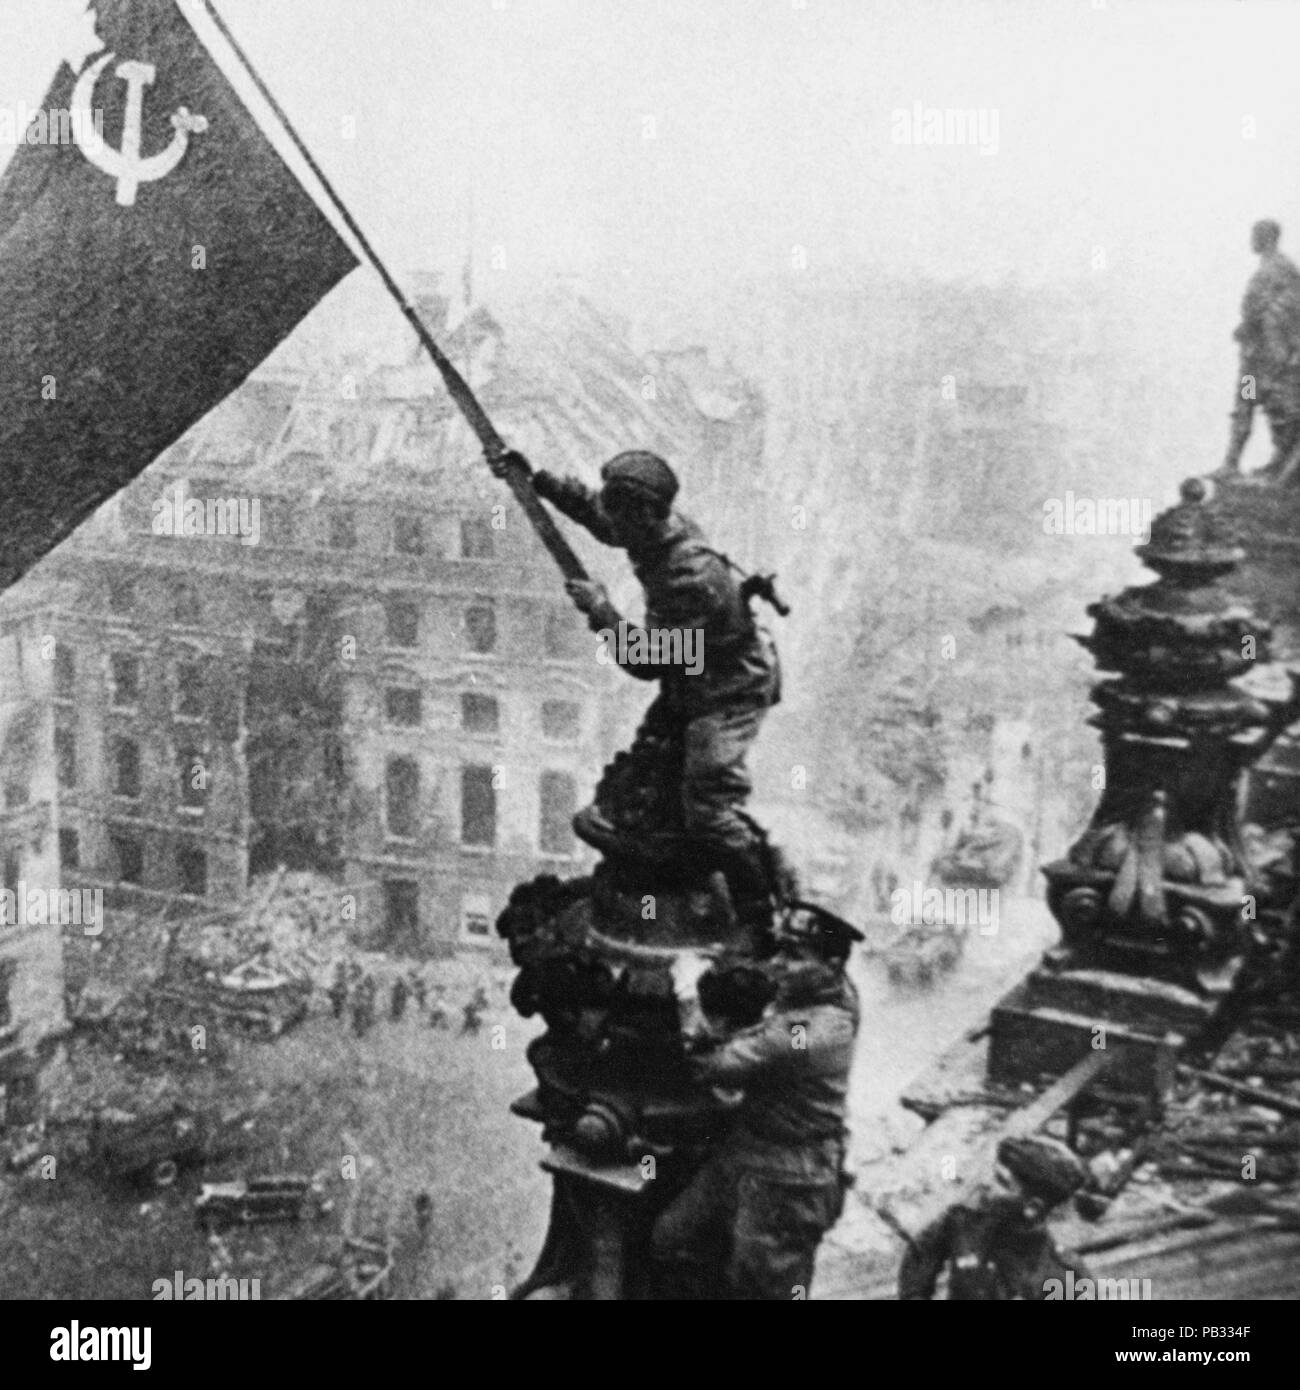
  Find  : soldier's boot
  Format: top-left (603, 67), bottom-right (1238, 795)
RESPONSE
top-left (1217, 401), bottom-right (1255, 476)
top-left (1258, 417), bottom-right (1300, 481)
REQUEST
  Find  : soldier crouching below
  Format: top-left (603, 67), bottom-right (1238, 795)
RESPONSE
top-left (898, 1134), bottom-right (1092, 1301)
top-left (651, 905), bottom-right (862, 1300)
top-left (486, 445), bottom-right (781, 930)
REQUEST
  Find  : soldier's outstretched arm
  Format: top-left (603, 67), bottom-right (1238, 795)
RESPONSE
top-left (483, 446), bottom-right (619, 544)
top-left (533, 470), bottom-right (620, 545)
top-left (689, 1002), bottom-right (854, 1085)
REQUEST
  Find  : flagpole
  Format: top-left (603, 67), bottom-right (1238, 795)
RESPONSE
top-left (195, 0), bottom-right (590, 584)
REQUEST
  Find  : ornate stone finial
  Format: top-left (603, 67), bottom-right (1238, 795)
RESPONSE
top-left (1042, 472), bottom-right (1300, 993)
top-left (1135, 477), bottom-right (1244, 578)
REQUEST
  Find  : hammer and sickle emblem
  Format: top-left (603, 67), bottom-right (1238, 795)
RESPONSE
top-left (71, 51), bottom-right (209, 207)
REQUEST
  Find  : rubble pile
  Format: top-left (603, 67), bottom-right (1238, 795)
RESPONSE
top-left (59, 873), bottom-right (353, 1059)
top-left (172, 870), bottom-right (351, 987)
top-left (1050, 1000), bottom-right (1300, 1258)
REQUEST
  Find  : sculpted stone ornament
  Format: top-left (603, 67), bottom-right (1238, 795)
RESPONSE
top-left (1040, 483), bottom-right (1300, 995)
top-left (496, 687), bottom-right (816, 1299)
top-left (497, 875), bottom-right (851, 1299)
top-left (1043, 479), bottom-right (1300, 991)
top-left (990, 478), bottom-right (1300, 1089)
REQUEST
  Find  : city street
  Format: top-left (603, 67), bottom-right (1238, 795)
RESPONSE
top-left (0, 903), bottom-right (1054, 1300)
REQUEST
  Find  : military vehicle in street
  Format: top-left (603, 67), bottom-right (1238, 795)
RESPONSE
top-left (195, 1173), bottom-right (332, 1228)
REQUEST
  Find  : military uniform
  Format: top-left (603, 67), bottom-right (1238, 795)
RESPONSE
top-left (534, 455), bottom-right (779, 870)
top-left (898, 1189), bottom-right (1089, 1300)
top-left (1227, 235), bottom-right (1300, 476)
top-left (651, 956), bottom-right (859, 1300)
top-left (1238, 247), bottom-right (1300, 374)
top-left (898, 1135), bottom-right (1092, 1301)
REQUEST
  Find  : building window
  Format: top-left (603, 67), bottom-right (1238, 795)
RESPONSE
top-left (385, 756), bottom-right (420, 840)
top-left (461, 765), bottom-right (496, 847)
top-left (174, 659), bottom-right (206, 720)
top-left (384, 879), bottom-right (421, 952)
top-left (539, 771), bottom-right (577, 855)
top-left (177, 844), bottom-right (207, 897)
top-left (385, 599), bottom-right (419, 649)
top-left (461, 693), bottom-right (499, 734)
top-left (2, 778), bottom-right (28, 810)
top-left (385, 688), bottom-right (422, 727)
top-left (541, 699), bottom-right (580, 742)
top-left (55, 726), bottom-right (77, 789)
top-left (545, 608), bottom-right (583, 661)
top-left (1, 850), bottom-right (19, 892)
top-left (58, 828), bottom-right (80, 870)
top-left (465, 603), bottom-right (497, 655)
top-left (54, 645), bottom-right (76, 702)
top-left (461, 516), bottom-right (494, 560)
top-left (329, 509), bottom-right (357, 550)
top-left (460, 892), bottom-right (493, 945)
top-left (393, 514), bottom-right (425, 556)
top-left (113, 738), bottom-right (141, 799)
top-left (111, 830), bottom-right (144, 886)
top-left (178, 748), bottom-right (208, 808)
top-left (110, 652), bottom-right (140, 709)
top-left (108, 573), bottom-right (134, 614)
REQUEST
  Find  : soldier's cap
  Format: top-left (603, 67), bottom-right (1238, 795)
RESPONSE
top-left (776, 899), bottom-right (865, 958)
top-left (996, 1135), bottom-right (1088, 1202)
top-left (600, 451), bottom-right (679, 506)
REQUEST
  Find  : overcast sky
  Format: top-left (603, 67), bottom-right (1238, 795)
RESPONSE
top-left (5, 0), bottom-right (1298, 314)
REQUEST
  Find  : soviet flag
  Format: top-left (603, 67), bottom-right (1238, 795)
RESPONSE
top-left (0, 0), bottom-right (358, 591)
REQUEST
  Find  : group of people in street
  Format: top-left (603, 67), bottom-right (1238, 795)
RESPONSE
top-left (326, 960), bottom-right (493, 1039)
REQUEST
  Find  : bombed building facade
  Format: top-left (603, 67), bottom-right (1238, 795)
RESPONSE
top-left (0, 285), bottom-right (765, 968)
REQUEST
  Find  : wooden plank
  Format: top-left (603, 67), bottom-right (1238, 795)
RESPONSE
top-left (1074, 1208), bottom-right (1216, 1255)
top-left (1177, 1064), bottom-right (1300, 1119)
top-left (1002, 1050), bottom-right (1115, 1138)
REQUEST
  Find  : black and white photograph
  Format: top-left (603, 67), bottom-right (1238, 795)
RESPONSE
top-left (0, 0), bottom-right (1297, 1345)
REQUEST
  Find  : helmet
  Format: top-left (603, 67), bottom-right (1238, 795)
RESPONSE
top-left (997, 1135), bottom-right (1088, 1203)
top-left (600, 451), bottom-right (678, 506)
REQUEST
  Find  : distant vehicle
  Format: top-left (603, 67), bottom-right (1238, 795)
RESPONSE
top-left (275, 1238), bottom-right (394, 1301)
top-left (150, 957), bottom-right (310, 1041)
top-left (195, 1173), bottom-right (332, 1228)
top-left (884, 923), bottom-right (966, 987)
top-left (91, 1102), bottom-right (209, 1189)
top-left (218, 959), bottom-right (301, 993)
top-left (932, 785), bottom-right (1025, 891)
